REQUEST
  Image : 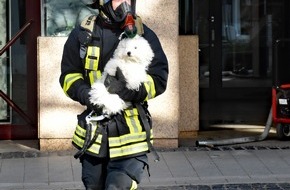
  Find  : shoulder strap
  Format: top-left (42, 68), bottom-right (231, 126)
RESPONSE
top-left (135, 103), bottom-right (160, 162)
top-left (79, 15), bottom-right (98, 59)
top-left (81, 15), bottom-right (97, 33)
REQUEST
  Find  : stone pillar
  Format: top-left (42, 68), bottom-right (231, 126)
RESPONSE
top-left (137, 0), bottom-right (179, 148)
top-left (38, 37), bottom-right (83, 151)
top-left (179, 36), bottom-right (199, 138)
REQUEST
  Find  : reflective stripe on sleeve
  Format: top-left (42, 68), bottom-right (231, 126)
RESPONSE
top-left (63, 73), bottom-right (84, 96)
top-left (144, 75), bottom-right (156, 101)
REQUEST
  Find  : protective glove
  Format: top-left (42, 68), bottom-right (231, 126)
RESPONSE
top-left (117, 85), bottom-right (147, 102)
top-left (105, 69), bottom-right (126, 94)
top-left (105, 67), bottom-right (147, 103)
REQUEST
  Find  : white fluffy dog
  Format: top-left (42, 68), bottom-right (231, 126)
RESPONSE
top-left (89, 35), bottom-right (154, 115)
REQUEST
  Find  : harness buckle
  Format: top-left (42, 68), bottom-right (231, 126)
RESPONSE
top-left (85, 111), bottom-right (108, 125)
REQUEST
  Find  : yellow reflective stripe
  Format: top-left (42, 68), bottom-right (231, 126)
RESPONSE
top-left (85, 46), bottom-right (100, 70)
top-left (72, 134), bottom-right (83, 147)
top-left (109, 141), bottom-right (149, 158)
top-left (74, 125), bottom-right (103, 144)
top-left (124, 108), bottom-right (142, 133)
top-left (85, 46), bottom-right (101, 85)
top-left (63, 73), bottom-right (83, 95)
top-left (109, 131), bottom-right (152, 147)
top-left (124, 108), bottom-right (138, 116)
top-left (130, 180), bottom-right (138, 190)
top-left (74, 125), bottom-right (87, 137)
top-left (88, 70), bottom-right (102, 85)
top-left (72, 135), bottom-right (101, 155)
top-left (144, 75), bottom-right (156, 101)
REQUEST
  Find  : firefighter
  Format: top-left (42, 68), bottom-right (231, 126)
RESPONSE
top-left (59, 0), bottom-right (168, 189)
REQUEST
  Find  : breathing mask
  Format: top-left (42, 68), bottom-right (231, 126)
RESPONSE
top-left (85, 0), bottom-right (137, 38)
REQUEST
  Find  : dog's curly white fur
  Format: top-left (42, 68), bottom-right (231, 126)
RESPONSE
top-left (89, 35), bottom-right (154, 115)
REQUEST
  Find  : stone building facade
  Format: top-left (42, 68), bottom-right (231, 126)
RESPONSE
top-left (37, 0), bottom-right (199, 150)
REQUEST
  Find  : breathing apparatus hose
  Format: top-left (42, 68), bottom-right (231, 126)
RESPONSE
top-left (196, 107), bottom-right (273, 147)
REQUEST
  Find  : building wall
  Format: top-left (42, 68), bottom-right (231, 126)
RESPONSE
top-left (179, 36), bottom-right (199, 138)
top-left (38, 0), bottom-right (199, 151)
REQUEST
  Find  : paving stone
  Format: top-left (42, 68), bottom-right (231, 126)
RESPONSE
top-left (2, 147), bottom-right (290, 189)
top-left (140, 183), bottom-right (290, 190)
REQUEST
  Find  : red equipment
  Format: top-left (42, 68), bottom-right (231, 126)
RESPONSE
top-left (272, 39), bottom-right (290, 140)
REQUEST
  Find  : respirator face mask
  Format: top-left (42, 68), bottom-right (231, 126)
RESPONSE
top-left (104, 0), bottom-right (137, 38)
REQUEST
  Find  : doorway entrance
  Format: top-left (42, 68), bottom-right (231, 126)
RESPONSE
top-left (0, 0), bottom-right (40, 139)
top-left (180, 0), bottom-right (290, 129)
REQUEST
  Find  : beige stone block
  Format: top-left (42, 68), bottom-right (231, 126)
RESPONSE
top-left (178, 36), bottom-right (199, 137)
top-left (138, 0), bottom-right (179, 146)
top-left (153, 138), bottom-right (178, 149)
top-left (37, 37), bottom-right (84, 139)
top-left (179, 131), bottom-right (198, 139)
top-left (40, 138), bottom-right (74, 151)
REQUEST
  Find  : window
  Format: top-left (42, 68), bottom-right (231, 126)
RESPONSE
top-left (0, 0), bottom-right (7, 121)
top-left (41, 0), bottom-right (97, 36)
top-left (179, 0), bottom-right (195, 35)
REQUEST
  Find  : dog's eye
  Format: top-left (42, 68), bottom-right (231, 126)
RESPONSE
top-left (134, 47), bottom-right (137, 49)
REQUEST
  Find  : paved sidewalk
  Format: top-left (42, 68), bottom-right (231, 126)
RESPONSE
top-left (1, 145), bottom-right (290, 190)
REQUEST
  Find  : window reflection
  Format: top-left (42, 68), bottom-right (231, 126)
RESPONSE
top-left (179, 0), bottom-right (290, 88)
top-left (42, 0), bottom-right (97, 36)
top-left (221, 0), bottom-right (274, 87)
top-left (222, 0), bottom-right (255, 78)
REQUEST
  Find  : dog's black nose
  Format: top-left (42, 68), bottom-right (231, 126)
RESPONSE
top-left (127, 52), bottom-right (131, 56)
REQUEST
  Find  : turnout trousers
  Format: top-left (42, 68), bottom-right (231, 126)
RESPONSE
top-left (80, 154), bottom-right (148, 190)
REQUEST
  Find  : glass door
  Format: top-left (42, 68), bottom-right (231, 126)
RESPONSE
top-left (181, 0), bottom-right (290, 128)
top-left (221, 0), bottom-right (272, 87)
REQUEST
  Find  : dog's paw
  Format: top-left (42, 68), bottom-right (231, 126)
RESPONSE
top-left (125, 80), bottom-right (142, 90)
top-left (102, 94), bottom-right (127, 115)
top-left (89, 81), bottom-right (127, 115)
top-left (89, 82), bottom-right (108, 106)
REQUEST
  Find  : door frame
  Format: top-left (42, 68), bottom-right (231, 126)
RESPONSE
top-left (0, 0), bottom-right (40, 139)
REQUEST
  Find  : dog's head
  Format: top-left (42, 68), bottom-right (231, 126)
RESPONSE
top-left (114, 35), bottom-right (154, 67)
